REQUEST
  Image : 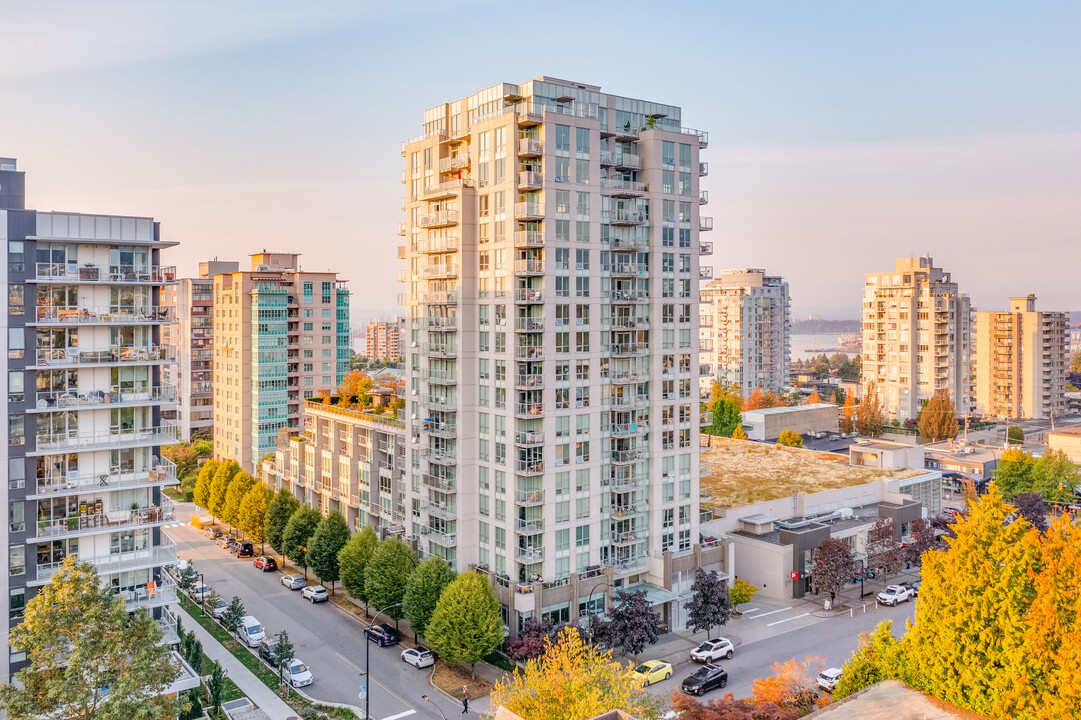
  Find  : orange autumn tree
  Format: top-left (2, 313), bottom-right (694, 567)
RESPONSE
top-left (743, 387), bottom-right (770, 411)
top-left (805, 390), bottom-right (822, 405)
top-left (840, 394), bottom-right (857, 434)
top-left (751, 656), bottom-right (827, 714)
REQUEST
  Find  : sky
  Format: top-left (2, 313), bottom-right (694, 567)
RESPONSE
top-left (2, 0), bottom-right (1079, 322)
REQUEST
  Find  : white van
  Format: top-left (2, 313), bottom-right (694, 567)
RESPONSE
top-left (238, 615), bottom-right (266, 648)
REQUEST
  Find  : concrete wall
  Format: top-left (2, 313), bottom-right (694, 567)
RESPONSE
top-left (744, 403), bottom-right (839, 441)
top-left (1049, 430), bottom-right (1081, 464)
top-left (728, 535), bottom-right (791, 600)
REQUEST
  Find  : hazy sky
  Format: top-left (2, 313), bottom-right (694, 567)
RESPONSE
top-left (2, 0), bottom-right (1079, 320)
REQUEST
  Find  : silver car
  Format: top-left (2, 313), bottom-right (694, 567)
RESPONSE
top-left (401, 647), bottom-right (435, 668)
top-left (281, 574), bottom-right (306, 590)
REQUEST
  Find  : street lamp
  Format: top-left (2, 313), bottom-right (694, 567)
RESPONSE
top-left (364, 602), bottom-right (403, 720)
top-left (421, 694), bottom-right (448, 720)
top-left (197, 571), bottom-right (207, 616)
top-left (585, 580), bottom-right (607, 644)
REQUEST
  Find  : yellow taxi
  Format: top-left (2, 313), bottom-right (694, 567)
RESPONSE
top-left (628, 660), bottom-right (673, 687)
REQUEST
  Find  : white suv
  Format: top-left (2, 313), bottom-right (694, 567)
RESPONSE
top-left (877, 584), bottom-right (914, 606)
top-left (817, 668), bottom-right (842, 692)
top-left (690, 637), bottom-right (735, 663)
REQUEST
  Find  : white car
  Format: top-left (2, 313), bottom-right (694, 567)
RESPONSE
top-left (189, 583), bottom-right (209, 602)
top-left (690, 637), bottom-right (735, 663)
top-left (207, 596), bottom-right (229, 619)
top-left (286, 659), bottom-right (313, 688)
top-left (401, 647), bottom-right (435, 668)
top-left (877, 584), bottom-right (914, 606)
top-left (817, 667), bottom-right (843, 692)
top-left (281, 574), bottom-right (306, 590)
top-left (301, 585), bottom-right (328, 603)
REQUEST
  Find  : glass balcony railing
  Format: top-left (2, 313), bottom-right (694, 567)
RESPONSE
top-left (31, 459), bottom-right (177, 498)
top-left (34, 538), bottom-right (178, 584)
top-left (32, 306), bottom-right (175, 324)
top-left (33, 263), bottom-right (177, 284)
top-left (33, 497), bottom-right (177, 541)
top-left (35, 422), bottom-right (180, 453)
top-left (33, 384), bottom-right (177, 411)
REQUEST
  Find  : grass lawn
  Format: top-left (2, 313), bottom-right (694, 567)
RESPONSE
top-left (180, 595), bottom-right (282, 692)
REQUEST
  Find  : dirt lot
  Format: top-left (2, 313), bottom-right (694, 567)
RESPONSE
top-left (700, 437), bottom-right (926, 510)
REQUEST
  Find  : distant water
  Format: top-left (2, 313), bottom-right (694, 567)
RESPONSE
top-left (791, 334), bottom-right (856, 361)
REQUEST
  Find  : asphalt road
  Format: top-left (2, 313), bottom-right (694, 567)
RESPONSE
top-left (166, 521), bottom-right (450, 720)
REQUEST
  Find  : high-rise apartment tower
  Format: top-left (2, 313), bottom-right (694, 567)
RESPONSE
top-left (365, 320), bottom-right (401, 361)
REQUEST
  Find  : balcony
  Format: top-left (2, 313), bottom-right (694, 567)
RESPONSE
top-left (421, 289), bottom-right (459, 305)
top-left (34, 422), bottom-right (181, 454)
top-left (396, 222), bottom-right (406, 236)
top-left (699, 217), bottom-right (714, 232)
top-left (515, 402), bottom-right (544, 418)
top-left (33, 263), bottom-right (177, 284)
top-left (420, 342), bottom-right (457, 357)
top-left (31, 385), bottom-right (177, 413)
top-left (514, 317), bottom-right (544, 332)
top-left (610, 262), bottom-right (648, 277)
top-left (30, 461), bottom-right (177, 499)
top-left (516, 459), bottom-right (544, 476)
top-left (424, 448), bottom-right (457, 465)
top-left (699, 162), bottom-right (709, 176)
top-left (609, 395), bottom-right (648, 410)
top-left (609, 237), bottom-right (648, 253)
top-left (514, 230), bottom-right (544, 248)
top-left (610, 211), bottom-right (646, 226)
top-left (699, 241), bottom-right (713, 256)
top-left (418, 210), bottom-right (459, 228)
top-left (613, 125), bottom-right (639, 141)
top-left (33, 539), bottom-right (178, 585)
top-left (699, 190), bottom-right (709, 205)
top-left (609, 472), bottom-right (646, 490)
top-left (421, 474), bottom-right (456, 493)
top-left (611, 422), bottom-right (649, 437)
top-left (611, 449), bottom-right (643, 465)
top-left (514, 202), bottom-right (544, 221)
top-left (514, 431), bottom-right (544, 447)
top-left (699, 267), bottom-right (714, 280)
top-left (614, 153), bottom-right (641, 170)
top-left (515, 345), bottom-right (544, 361)
top-left (518, 172), bottom-right (544, 190)
top-left (425, 395), bottom-right (456, 411)
top-left (157, 607), bottom-right (181, 647)
top-left (32, 497), bottom-right (177, 542)
top-left (600, 179), bottom-right (647, 198)
top-left (425, 503), bottom-right (456, 521)
top-left (426, 529), bottom-right (457, 547)
top-left (610, 342), bottom-right (647, 358)
top-left (682, 127), bottom-right (709, 147)
top-left (422, 316), bottom-right (458, 331)
top-left (422, 369), bottom-right (457, 386)
top-left (31, 306), bottom-right (175, 326)
top-left (120, 573), bottom-right (178, 613)
top-left (368, 501), bottom-right (383, 518)
top-left (438, 155), bottom-right (470, 173)
top-left (516, 488), bottom-right (544, 505)
top-left (611, 532), bottom-right (644, 547)
top-left (610, 289), bottom-right (648, 304)
top-left (516, 288), bottom-right (544, 303)
top-left (609, 316), bottom-right (648, 332)
top-left (610, 555), bottom-right (647, 572)
top-left (515, 374), bottom-right (543, 390)
top-left (609, 502), bottom-right (649, 520)
top-left (610, 370), bottom-right (647, 384)
top-left (514, 259), bottom-right (545, 276)
top-left (419, 263), bottom-right (459, 280)
top-left (516, 518), bottom-right (544, 533)
top-left (516, 546), bottom-right (544, 563)
top-left (423, 420), bottom-right (457, 438)
top-left (418, 237), bottom-right (458, 254)
top-left (518, 139), bottom-right (544, 157)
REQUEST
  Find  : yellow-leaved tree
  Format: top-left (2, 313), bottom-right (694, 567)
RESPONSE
top-left (488, 625), bottom-right (663, 720)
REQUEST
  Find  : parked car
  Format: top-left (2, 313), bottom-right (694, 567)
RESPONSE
top-left (189, 583), bottom-right (210, 602)
top-left (401, 647), bottom-right (435, 668)
top-left (690, 637), bottom-right (735, 663)
top-left (217, 535), bottom-right (235, 549)
top-left (365, 623), bottom-right (399, 646)
top-left (204, 526), bottom-right (222, 540)
top-left (817, 667), bottom-right (843, 692)
top-left (232, 541), bottom-right (254, 558)
top-left (258, 637), bottom-right (282, 667)
top-left (281, 574), bottom-right (306, 590)
top-left (877, 584), bottom-right (915, 606)
top-left (286, 659), bottom-right (313, 688)
top-left (909, 580), bottom-right (922, 597)
top-left (253, 556), bottom-right (277, 571)
top-left (207, 596), bottom-right (229, 619)
top-left (681, 663), bottom-right (728, 695)
top-left (301, 585), bottom-right (329, 603)
top-left (238, 615), bottom-right (266, 648)
top-left (629, 660), bottom-right (672, 687)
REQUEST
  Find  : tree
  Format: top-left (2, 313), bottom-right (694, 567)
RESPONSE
top-left (684, 568), bottom-right (732, 637)
top-left (363, 536), bottom-right (417, 621)
top-left (177, 563), bottom-right (198, 594)
top-left (1012, 492), bottom-right (1049, 533)
top-left (865, 518), bottom-right (903, 588)
top-left (206, 660), bottom-right (225, 712)
top-left (994, 447), bottom-right (1037, 498)
top-left (804, 390), bottom-right (822, 405)
top-left (489, 625), bottom-right (663, 720)
top-left (1007, 424), bottom-right (1025, 444)
top-left (403, 556), bottom-right (456, 639)
top-left (743, 386), bottom-right (772, 411)
top-left (603, 588), bottom-right (660, 663)
top-left (264, 489), bottom-right (301, 564)
top-left (0, 557), bottom-right (179, 720)
top-left (905, 517), bottom-right (936, 566)
top-left (833, 621), bottom-right (903, 699)
top-left (507, 617), bottom-right (556, 663)
top-left (840, 394), bottom-right (856, 434)
top-left (425, 570), bottom-right (505, 677)
top-left (750, 656), bottom-right (825, 715)
top-left (917, 390), bottom-right (959, 443)
top-left (337, 369), bottom-right (373, 404)
top-left (273, 630), bottom-right (295, 687)
top-left (711, 381), bottom-right (743, 410)
top-left (729, 578), bottom-right (758, 608)
top-left (810, 537), bottom-right (856, 604)
top-left (731, 424), bottom-right (748, 440)
top-left (705, 396), bottom-right (742, 437)
top-left (180, 688), bottom-right (203, 720)
top-left (282, 506), bottom-right (321, 578)
top-left (221, 596), bottom-right (246, 640)
top-left (192, 463), bottom-right (214, 511)
top-left (776, 430), bottom-right (803, 448)
top-left (670, 692), bottom-right (798, 720)
top-left (221, 470), bottom-right (254, 531)
top-left (238, 483), bottom-right (273, 552)
top-left (832, 387), bottom-right (846, 406)
top-left (1030, 448), bottom-right (1081, 502)
top-left (1071, 350), bottom-right (1081, 374)
top-left (338, 525), bottom-right (378, 606)
top-left (855, 381), bottom-right (885, 437)
top-left (208, 460), bottom-right (239, 523)
top-left (306, 510), bottom-right (350, 593)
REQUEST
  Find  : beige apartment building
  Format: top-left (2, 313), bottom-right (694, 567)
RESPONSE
top-left (399, 77), bottom-right (723, 634)
top-left (212, 252), bottom-right (349, 472)
top-left (862, 256), bottom-right (972, 422)
top-left (364, 320), bottom-right (401, 361)
top-left (698, 268), bottom-right (790, 398)
top-left (973, 295), bottom-right (1066, 420)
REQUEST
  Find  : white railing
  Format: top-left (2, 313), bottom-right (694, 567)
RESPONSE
top-left (34, 263), bottom-right (177, 283)
top-left (35, 539), bottom-right (178, 583)
top-left (32, 460), bottom-right (177, 497)
top-left (34, 385), bottom-right (177, 410)
top-left (33, 306), bottom-right (175, 324)
top-left (33, 497), bottom-right (177, 540)
top-left (35, 422), bottom-right (180, 452)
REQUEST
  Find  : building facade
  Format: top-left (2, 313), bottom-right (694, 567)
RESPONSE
top-left (399, 78), bottom-right (721, 634)
top-left (1, 158), bottom-right (180, 682)
top-left (212, 252), bottom-right (350, 472)
top-left (699, 268), bottom-right (790, 397)
top-left (163, 259), bottom-right (239, 441)
top-left (364, 320), bottom-right (401, 361)
top-left (973, 295), bottom-right (1067, 420)
top-left (861, 256), bottom-right (972, 422)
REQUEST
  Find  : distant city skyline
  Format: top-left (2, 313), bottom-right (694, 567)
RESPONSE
top-left (2, 1), bottom-right (1079, 314)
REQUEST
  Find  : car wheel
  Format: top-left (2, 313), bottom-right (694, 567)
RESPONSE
top-left (664, 672), bottom-right (671, 680)
top-left (720, 678), bottom-right (727, 688)
top-left (725, 650), bottom-right (733, 659)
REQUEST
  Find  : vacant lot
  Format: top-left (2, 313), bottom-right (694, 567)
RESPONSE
top-left (700, 437), bottom-right (925, 510)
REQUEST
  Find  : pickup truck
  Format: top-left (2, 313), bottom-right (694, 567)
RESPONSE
top-left (877, 584), bottom-right (914, 606)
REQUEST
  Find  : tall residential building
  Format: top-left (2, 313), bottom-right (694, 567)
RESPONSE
top-left (212, 252), bottom-right (349, 473)
top-left (365, 320), bottom-right (401, 361)
top-left (163, 259), bottom-right (239, 441)
top-left (1, 157), bottom-right (180, 683)
top-left (861, 256), bottom-right (972, 422)
top-left (973, 295), bottom-right (1067, 420)
top-left (399, 78), bottom-right (724, 637)
top-left (698, 268), bottom-right (790, 398)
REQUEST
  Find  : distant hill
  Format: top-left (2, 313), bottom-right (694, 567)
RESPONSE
top-left (791, 318), bottom-right (862, 335)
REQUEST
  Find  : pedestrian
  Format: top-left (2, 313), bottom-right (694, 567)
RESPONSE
top-left (461, 687), bottom-right (469, 715)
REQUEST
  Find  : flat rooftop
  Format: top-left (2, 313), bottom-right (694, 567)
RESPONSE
top-left (743, 402), bottom-right (836, 416)
top-left (700, 437), bottom-right (926, 510)
top-left (807, 679), bottom-right (992, 719)
top-left (731, 503), bottom-right (886, 546)
top-left (1049, 427), bottom-right (1081, 438)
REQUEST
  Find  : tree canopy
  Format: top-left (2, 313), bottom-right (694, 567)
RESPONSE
top-left (855, 381), bottom-right (886, 437)
top-left (264, 489), bottom-right (301, 562)
top-left (403, 556), bottom-right (456, 639)
top-left (425, 570), bottom-right (505, 676)
top-left (776, 430), bottom-right (803, 448)
top-left (603, 589), bottom-right (661, 662)
top-left (338, 524), bottom-right (378, 606)
top-left (810, 537), bottom-right (856, 602)
top-left (363, 536), bottom-right (417, 620)
top-left (237, 482), bottom-right (273, 550)
top-left (995, 447), bottom-right (1080, 501)
top-left (221, 470), bottom-right (254, 530)
top-left (865, 518), bottom-right (903, 587)
top-left (306, 510), bottom-right (350, 592)
top-left (917, 390), bottom-right (959, 443)
top-left (704, 396), bottom-right (743, 437)
top-left (281, 506), bottom-right (321, 577)
top-left (684, 568), bottom-right (732, 637)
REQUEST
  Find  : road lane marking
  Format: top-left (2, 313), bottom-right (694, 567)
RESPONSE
top-left (383, 711), bottom-right (416, 720)
top-left (336, 652), bottom-right (364, 673)
top-left (748, 607), bottom-right (793, 619)
top-left (767, 612), bottom-right (810, 627)
top-left (740, 607), bottom-right (761, 613)
top-left (340, 651), bottom-right (414, 709)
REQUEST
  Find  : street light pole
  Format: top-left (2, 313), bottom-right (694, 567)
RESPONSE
top-left (585, 580), bottom-right (607, 644)
top-left (421, 694), bottom-right (448, 720)
top-left (197, 571), bottom-right (207, 616)
top-left (364, 602), bottom-right (403, 720)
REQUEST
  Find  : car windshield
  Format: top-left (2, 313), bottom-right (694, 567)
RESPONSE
top-left (634, 664), bottom-right (652, 673)
top-left (695, 642), bottom-right (713, 651)
top-left (292, 663), bottom-right (307, 673)
top-left (247, 624), bottom-right (263, 635)
top-left (690, 668), bottom-right (711, 680)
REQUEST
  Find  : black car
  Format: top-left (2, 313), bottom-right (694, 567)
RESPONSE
top-left (365, 623), bottom-right (399, 647)
top-left (258, 638), bottom-right (280, 667)
top-left (232, 541), bottom-right (254, 558)
top-left (681, 663), bottom-right (728, 696)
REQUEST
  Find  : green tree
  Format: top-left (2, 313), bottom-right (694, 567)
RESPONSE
top-left (776, 429), bottom-right (803, 448)
top-left (221, 470), bottom-right (254, 532)
top-left (917, 390), bottom-right (959, 443)
top-left (221, 596), bottom-right (247, 640)
top-left (264, 489), bottom-right (301, 564)
top-left (683, 568), bottom-right (731, 637)
top-left (364, 536), bottom-right (417, 621)
top-left (206, 660), bottom-right (225, 712)
top-left (238, 482), bottom-right (273, 552)
top-left (307, 510), bottom-right (350, 593)
top-left (1030, 448), bottom-right (1081, 502)
top-left (282, 506), bottom-right (321, 578)
top-left (834, 621), bottom-right (904, 699)
top-left (193, 459), bottom-right (219, 513)
top-left (425, 570), bottom-right (505, 678)
top-left (403, 556), bottom-right (456, 639)
top-left (855, 380), bottom-right (886, 437)
top-left (208, 460), bottom-right (239, 522)
top-left (0, 557), bottom-right (179, 720)
top-left (993, 447), bottom-right (1037, 499)
top-left (338, 525), bottom-right (379, 607)
top-left (273, 630), bottom-right (295, 687)
top-left (704, 396), bottom-right (742, 437)
top-left (832, 386), bottom-right (847, 406)
top-left (180, 688), bottom-right (203, 720)
top-left (1007, 424), bottom-right (1025, 444)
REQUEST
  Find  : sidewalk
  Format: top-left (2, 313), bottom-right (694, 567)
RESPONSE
top-left (176, 603), bottom-right (299, 720)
